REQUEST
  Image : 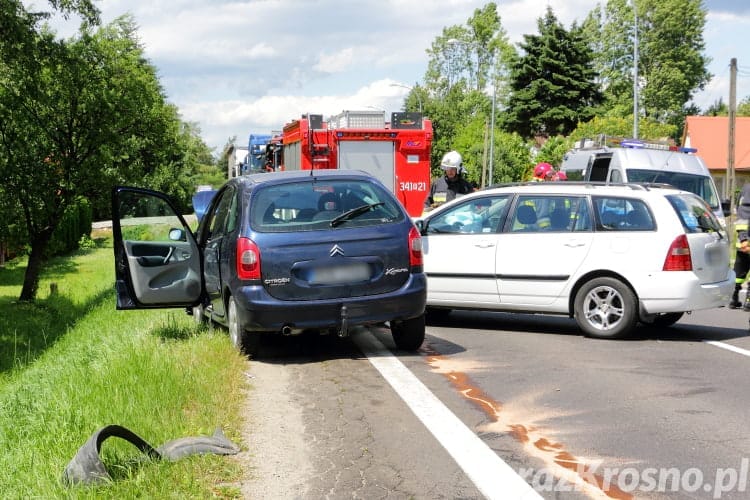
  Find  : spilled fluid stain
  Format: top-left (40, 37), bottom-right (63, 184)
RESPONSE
top-left (420, 343), bottom-right (631, 500)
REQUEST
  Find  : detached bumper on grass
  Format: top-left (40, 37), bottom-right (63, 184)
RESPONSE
top-left (63, 425), bottom-right (240, 486)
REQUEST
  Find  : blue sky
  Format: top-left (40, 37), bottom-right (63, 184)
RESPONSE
top-left (30, 0), bottom-right (750, 155)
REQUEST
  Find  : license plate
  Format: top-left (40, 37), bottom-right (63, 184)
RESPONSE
top-left (706, 246), bottom-right (724, 266)
top-left (308, 263), bottom-right (370, 285)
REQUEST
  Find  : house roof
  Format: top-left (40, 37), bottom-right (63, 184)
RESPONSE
top-left (682, 116), bottom-right (750, 172)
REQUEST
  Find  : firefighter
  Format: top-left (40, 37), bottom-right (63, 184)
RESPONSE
top-left (731, 184), bottom-right (750, 309)
top-left (532, 162), bottom-right (556, 181)
top-left (424, 150), bottom-right (474, 210)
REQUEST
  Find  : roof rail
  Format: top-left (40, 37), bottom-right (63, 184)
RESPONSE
top-left (573, 135), bottom-right (696, 154)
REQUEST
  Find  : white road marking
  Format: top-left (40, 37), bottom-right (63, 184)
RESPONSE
top-left (704, 340), bottom-right (750, 357)
top-left (353, 331), bottom-right (542, 500)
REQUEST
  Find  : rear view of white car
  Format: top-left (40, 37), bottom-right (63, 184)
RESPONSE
top-left (415, 182), bottom-right (734, 339)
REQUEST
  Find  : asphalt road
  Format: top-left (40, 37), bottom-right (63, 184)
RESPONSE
top-left (240, 305), bottom-right (750, 500)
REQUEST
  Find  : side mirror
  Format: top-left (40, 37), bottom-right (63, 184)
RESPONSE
top-left (721, 199), bottom-right (731, 217)
top-left (413, 219), bottom-right (426, 234)
top-left (169, 228), bottom-right (187, 242)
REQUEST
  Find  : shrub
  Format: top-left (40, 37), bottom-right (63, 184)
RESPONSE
top-left (46, 198), bottom-right (93, 257)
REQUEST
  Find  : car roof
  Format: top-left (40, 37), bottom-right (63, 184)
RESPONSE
top-left (611, 148), bottom-right (710, 175)
top-left (479, 181), bottom-right (684, 195)
top-left (230, 169), bottom-right (377, 189)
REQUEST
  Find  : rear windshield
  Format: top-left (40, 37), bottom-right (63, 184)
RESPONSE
top-left (626, 169), bottom-right (720, 210)
top-left (666, 193), bottom-right (724, 234)
top-left (250, 178), bottom-right (405, 232)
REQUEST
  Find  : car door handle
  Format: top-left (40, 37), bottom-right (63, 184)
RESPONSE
top-left (564, 240), bottom-right (586, 248)
top-left (474, 241), bottom-right (496, 248)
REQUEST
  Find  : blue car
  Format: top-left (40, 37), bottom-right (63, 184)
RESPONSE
top-left (112, 170), bottom-right (426, 356)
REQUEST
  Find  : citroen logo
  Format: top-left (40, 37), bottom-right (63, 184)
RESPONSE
top-left (329, 244), bottom-right (344, 257)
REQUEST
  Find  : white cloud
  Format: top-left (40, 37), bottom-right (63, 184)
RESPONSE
top-left (21, 0), bottom-right (750, 153)
top-left (313, 48), bottom-right (355, 74)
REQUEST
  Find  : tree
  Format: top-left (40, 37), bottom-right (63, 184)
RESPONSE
top-left (639, 0), bottom-right (710, 127)
top-left (0, 13), bottom-right (184, 301)
top-left (420, 3), bottom-right (515, 173)
top-left (503, 7), bottom-right (602, 139)
top-left (582, 0), bottom-right (710, 136)
top-left (570, 116), bottom-right (676, 144)
top-left (535, 135), bottom-right (571, 172)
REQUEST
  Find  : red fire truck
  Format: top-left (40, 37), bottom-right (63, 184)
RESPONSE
top-left (277, 110), bottom-right (432, 216)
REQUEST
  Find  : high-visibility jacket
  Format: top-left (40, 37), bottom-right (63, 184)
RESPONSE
top-left (736, 218), bottom-right (749, 250)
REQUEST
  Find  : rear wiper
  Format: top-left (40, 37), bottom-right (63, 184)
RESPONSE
top-left (330, 203), bottom-right (384, 227)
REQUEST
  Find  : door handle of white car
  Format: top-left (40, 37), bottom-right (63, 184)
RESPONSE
top-left (564, 241), bottom-right (586, 248)
top-left (474, 241), bottom-right (496, 248)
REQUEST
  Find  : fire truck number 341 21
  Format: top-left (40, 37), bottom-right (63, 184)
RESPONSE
top-left (399, 181), bottom-right (427, 191)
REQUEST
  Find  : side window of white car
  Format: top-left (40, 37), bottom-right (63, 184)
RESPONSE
top-left (593, 196), bottom-right (654, 231)
top-left (427, 195), bottom-right (510, 234)
top-left (509, 196), bottom-right (591, 233)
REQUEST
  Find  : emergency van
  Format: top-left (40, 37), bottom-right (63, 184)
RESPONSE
top-left (561, 137), bottom-right (726, 225)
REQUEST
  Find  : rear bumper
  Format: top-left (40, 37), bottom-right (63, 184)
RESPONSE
top-left (231, 274), bottom-right (427, 332)
top-left (636, 270), bottom-right (735, 314)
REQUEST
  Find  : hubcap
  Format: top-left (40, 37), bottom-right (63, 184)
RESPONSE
top-left (583, 285), bottom-right (624, 331)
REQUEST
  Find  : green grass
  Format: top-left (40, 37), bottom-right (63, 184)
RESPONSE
top-left (0, 231), bottom-right (249, 498)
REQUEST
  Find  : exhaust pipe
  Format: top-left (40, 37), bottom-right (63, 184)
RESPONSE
top-left (338, 305), bottom-right (349, 337)
top-left (281, 324), bottom-right (293, 335)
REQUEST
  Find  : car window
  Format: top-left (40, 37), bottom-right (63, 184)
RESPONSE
top-left (667, 193), bottom-right (723, 234)
top-left (250, 179), bottom-right (405, 232)
top-left (225, 189), bottom-right (240, 233)
top-left (506, 195), bottom-right (591, 233)
top-left (206, 187), bottom-right (234, 239)
top-left (117, 191), bottom-right (184, 242)
top-left (425, 195), bottom-right (510, 234)
top-left (593, 196), bottom-right (654, 231)
top-left (626, 170), bottom-right (720, 210)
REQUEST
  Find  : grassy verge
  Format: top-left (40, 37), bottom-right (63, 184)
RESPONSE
top-left (0, 231), bottom-right (249, 498)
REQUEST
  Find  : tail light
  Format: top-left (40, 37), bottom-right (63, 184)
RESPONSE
top-left (663, 234), bottom-right (692, 271)
top-left (408, 226), bottom-right (423, 269)
top-left (237, 237), bottom-right (261, 280)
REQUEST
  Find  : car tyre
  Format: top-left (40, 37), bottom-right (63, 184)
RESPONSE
top-left (192, 302), bottom-right (206, 325)
top-left (574, 277), bottom-right (637, 339)
top-left (640, 312), bottom-right (684, 327)
top-left (228, 296), bottom-right (260, 356)
top-left (390, 314), bottom-right (426, 351)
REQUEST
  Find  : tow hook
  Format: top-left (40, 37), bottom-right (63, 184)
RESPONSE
top-left (338, 305), bottom-right (349, 337)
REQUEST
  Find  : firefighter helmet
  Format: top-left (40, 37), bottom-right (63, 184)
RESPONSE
top-left (533, 162), bottom-right (554, 180)
top-left (440, 151), bottom-right (463, 171)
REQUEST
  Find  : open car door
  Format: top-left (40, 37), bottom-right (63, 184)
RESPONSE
top-left (112, 186), bottom-right (203, 309)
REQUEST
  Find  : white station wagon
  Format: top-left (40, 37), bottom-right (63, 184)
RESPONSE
top-left (414, 182), bottom-right (734, 338)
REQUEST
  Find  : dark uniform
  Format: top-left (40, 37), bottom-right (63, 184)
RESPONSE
top-left (424, 174), bottom-right (473, 209)
top-left (731, 184), bottom-right (750, 309)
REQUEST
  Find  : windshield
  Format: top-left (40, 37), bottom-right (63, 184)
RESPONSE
top-left (626, 169), bottom-right (720, 210)
top-left (250, 178), bottom-right (404, 232)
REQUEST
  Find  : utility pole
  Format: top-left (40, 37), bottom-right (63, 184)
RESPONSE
top-left (728, 57), bottom-right (737, 245)
top-left (489, 79), bottom-right (496, 187)
top-left (633, 4), bottom-right (639, 139)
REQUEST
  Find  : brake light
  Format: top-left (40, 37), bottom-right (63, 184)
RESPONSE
top-left (663, 234), bottom-right (692, 271)
top-left (408, 226), bottom-right (423, 268)
top-left (236, 237), bottom-right (261, 280)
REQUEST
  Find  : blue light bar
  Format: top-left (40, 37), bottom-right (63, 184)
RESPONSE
top-left (620, 139), bottom-right (645, 148)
